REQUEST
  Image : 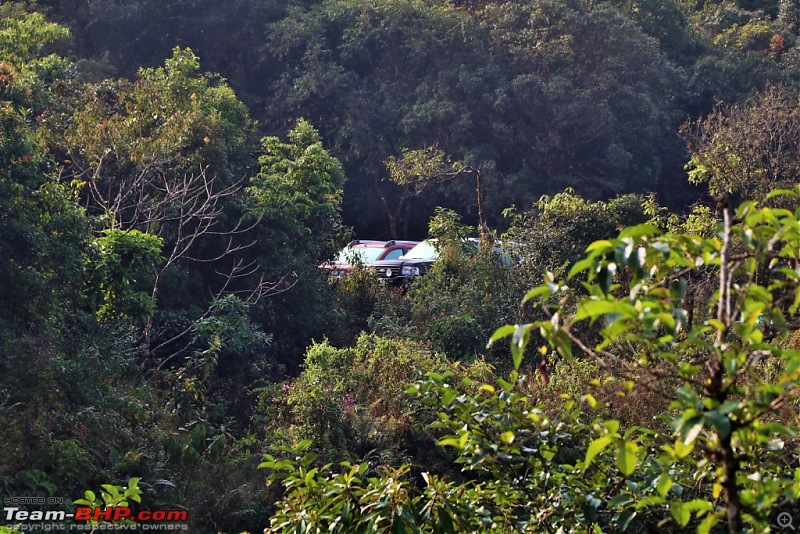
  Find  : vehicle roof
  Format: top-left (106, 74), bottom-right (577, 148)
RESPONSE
top-left (347, 239), bottom-right (419, 248)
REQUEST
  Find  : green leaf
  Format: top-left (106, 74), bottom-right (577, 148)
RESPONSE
top-left (304, 468), bottom-right (318, 483)
top-left (680, 415), bottom-right (705, 445)
top-left (704, 410), bottom-right (731, 439)
top-left (439, 436), bottom-right (462, 448)
top-left (498, 377), bottom-right (513, 393)
top-left (765, 188), bottom-right (798, 200)
top-left (598, 265), bottom-right (613, 296)
top-left (670, 278), bottom-right (688, 300)
top-left (656, 474), bottom-right (672, 497)
top-left (510, 324), bottom-right (532, 370)
top-left (523, 285), bottom-right (553, 304)
top-left (294, 439), bottom-right (313, 452)
top-left (676, 386), bottom-right (702, 409)
top-left (441, 388), bottom-right (457, 405)
top-left (672, 438), bottom-right (694, 459)
top-left (697, 511), bottom-right (723, 534)
top-left (587, 240), bottom-right (613, 252)
top-left (684, 499), bottom-right (713, 514)
top-left (568, 257), bottom-right (594, 279)
top-left (603, 420), bottom-right (620, 434)
top-left (584, 436), bottom-right (612, 470)
top-left (574, 299), bottom-right (636, 323)
top-left (488, 324), bottom-right (515, 346)
top-left (619, 223), bottom-right (660, 239)
top-left (618, 508), bottom-right (637, 531)
top-left (615, 439), bottom-right (639, 476)
top-left (670, 501), bottom-right (690, 527)
top-left (607, 494), bottom-right (633, 509)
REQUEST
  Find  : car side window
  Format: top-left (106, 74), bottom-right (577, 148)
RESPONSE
top-left (383, 249), bottom-right (404, 260)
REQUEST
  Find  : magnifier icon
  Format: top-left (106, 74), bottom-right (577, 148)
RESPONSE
top-left (777, 512), bottom-right (796, 530)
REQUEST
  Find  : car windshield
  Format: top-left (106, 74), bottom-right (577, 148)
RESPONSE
top-left (400, 240), bottom-right (439, 260)
top-left (336, 246), bottom-right (385, 264)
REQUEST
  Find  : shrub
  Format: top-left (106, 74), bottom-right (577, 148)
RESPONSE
top-left (254, 334), bottom-right (446, 465)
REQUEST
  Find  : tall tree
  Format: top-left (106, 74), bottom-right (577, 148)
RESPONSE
top-left (264, 0), bottom-right (689, 235)
top-left (61, 47), bottom-right (265, 357)
top-left (247, 118), bottom-right (347, 367)
top-left (0, 3), bottom-right (88, 342)
top-left (682, 84), bottom-right (800, 201)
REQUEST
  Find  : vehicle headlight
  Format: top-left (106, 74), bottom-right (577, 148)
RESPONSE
top-left (401, 266), bottom-right (420, 276)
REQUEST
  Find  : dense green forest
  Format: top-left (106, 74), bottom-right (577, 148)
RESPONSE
top-left (2, 0), bottom-right (800, 532)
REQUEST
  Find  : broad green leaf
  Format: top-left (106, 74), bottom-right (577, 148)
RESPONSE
top-left (656, 474), bottom-right (672, 497)
top-left (765, 188), bottom-right (798, 200)
top-left (441, 388), bottom-right (457, 405)
top-left (704, 410), bottom-right (731, 439)
top-left (510, 324), bottom-right (532, 370)
top-left (574, 300), bottom-right (636, 322)
top-left (584, 436), bottom-right (612, 470)
top-left (697, 511), bottom-right (723, 534)
top-left (676, 386), bottom-right (702, 409)
top-left (607, 494), bottom-right (633, 509)
top-left (684, 499), bottom-right (713, 513)
top-left (304, 468), bottom-right (318, 483)
top-left (662, 438), bottom-right (694, 459)
top-left (670, 501), bottom-right (690, 527)
top-left (498, 377), bottom-right (513, 393)
top-left (569, 257), bottom-right (594, 279)
top-left (680, 415), bottom-right (705, 445)
top-left (587, 240), bottom-right (613, 252)
top-left (292, 439), bottom-right (312, 453)
top-left (523, 285), bottom-right (553, 304)
top-left (618, 508), bottom-right (637, 531)
top-left (670, 278), bottom-right (688, 300)
top-left (619, 223), bottom-right (660, 239)
top-left (598, 265), bottom-right (613, 296)
top-left (439, 433), bottom-right (468, 449)
top-left (603, 420), bottom-right (620, 434)
top-left (615, 439), bottom-right (639, 476)
top-left (488, 324), bottom-right (516, 346)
